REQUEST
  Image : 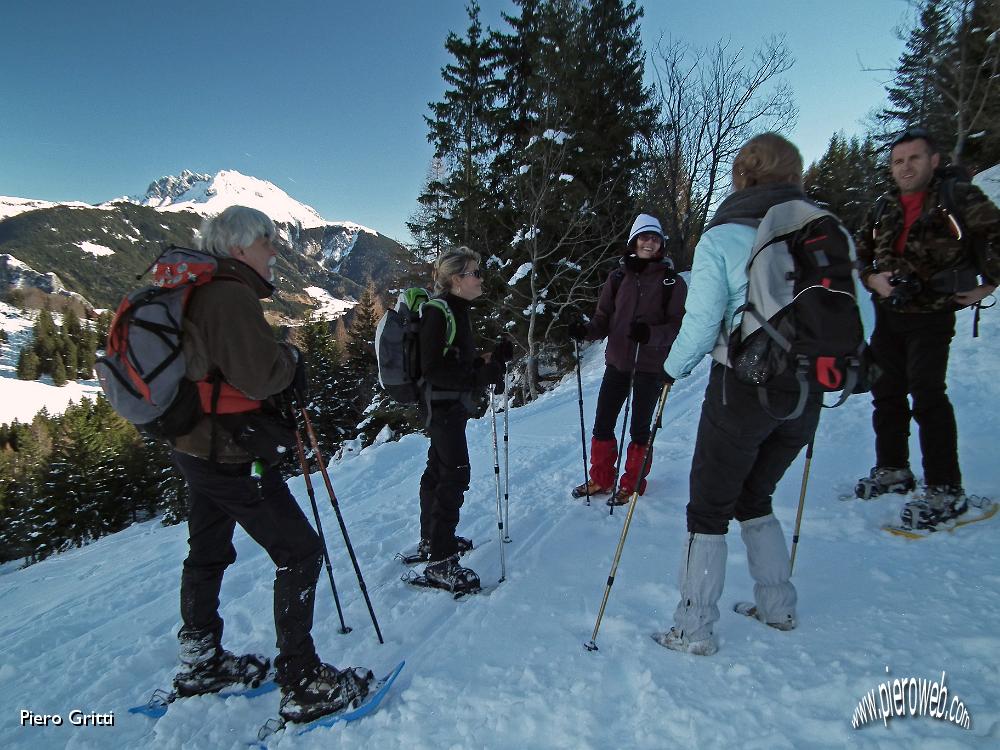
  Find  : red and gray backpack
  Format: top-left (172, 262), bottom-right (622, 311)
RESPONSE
top-left (96, 245), bottom-right (221, 439)
top-left (728, 200), bottom-right (872, 419)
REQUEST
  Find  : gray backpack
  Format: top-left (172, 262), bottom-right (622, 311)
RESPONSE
top-left (729, 201), bottom-right (871, 419)
top-left (375, 288), bottom-right (455, 404)
top-left (95, 246), bottom-right (221, 439)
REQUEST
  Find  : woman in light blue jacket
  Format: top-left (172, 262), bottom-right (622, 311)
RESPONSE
top-left (655, 133), bottom-right (822, 656)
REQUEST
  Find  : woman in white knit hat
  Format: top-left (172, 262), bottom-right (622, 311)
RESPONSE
top-left (568, 213), bottom-right (687, 505)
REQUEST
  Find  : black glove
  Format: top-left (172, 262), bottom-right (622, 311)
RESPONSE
top-left (663, 371), bottom-right (676, 385)
top-left (628, 321), bottom-right (650, 345)
top-left (289, 345), bottom-right (309, 402)
top-left (568, 320), bottom-right (589, 341)
top-left (473, 359), bottom-right (503, 389)
top-left (493, 338), bottom-right (515, 365)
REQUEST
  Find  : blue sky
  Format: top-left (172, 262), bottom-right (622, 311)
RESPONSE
top-left (1, 1), bottom-right (909, 242)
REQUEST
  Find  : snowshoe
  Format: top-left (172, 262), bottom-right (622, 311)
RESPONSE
top-left (606, 487), bottom-right (633, 507)
top-left (733, 602), bottom-right (796, 631)
top-left (572, 480), bottom-right (611, 499)
top-left (651, 628), bottom-right (718, 656)
top-left (419, 555), bottom-right (481, 594)
top-left (279, 663), bottom-right (374, 724)
top-left (899, 485), bottom-right (968, 531)
top-left (172, 650), bottom-right (270, 698)
top-left (854, 466), bottom-right (916, 500)
top-left (396, 536), bottom-right (473, 566)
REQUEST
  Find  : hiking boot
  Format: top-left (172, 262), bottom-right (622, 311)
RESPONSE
top-left (414, 536), bottom-right (473, 563)
top-left (900, 485), bottom-right (968, 530)
top-left (279, 663), bottom-right (374, 723)
top-left (572, 480), bottom-right (612, 499)
top-left (606, 487), bottom-right (633, 506)
top-left (652, 628), bottom-right (718, 656)
top-left (733, 602), bottom-right (796, 631)
top-left (423, 555), bottom-right (481, 594)
top-left (173, 649), bottom-right (270, 698)
top-left (855, 466), bottom-right (916, 500)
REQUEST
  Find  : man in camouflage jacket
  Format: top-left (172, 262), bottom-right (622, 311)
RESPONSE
top-left (855, 129), bottom-right (999, 524)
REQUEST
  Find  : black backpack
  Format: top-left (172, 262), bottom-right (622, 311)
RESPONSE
top-left (729, 200), bottom-right (871, 420)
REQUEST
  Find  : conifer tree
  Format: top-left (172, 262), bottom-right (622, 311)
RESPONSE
top-left (77, 327), bottom-right (97, 379)
top-left (34, 309), bottom-right (58, 376)
top-left (407, 157), bottom-right (454, 261)
top-left (419, 1), bottom-right (500, 252)
top-left (16, 349), bottom-right (40, 380)
top-left (880, 0), bottom-right (953, 146)
top-left (805, 133), bottom-right (884, 232)
top-left (52, 352), bottom-right (67, 387)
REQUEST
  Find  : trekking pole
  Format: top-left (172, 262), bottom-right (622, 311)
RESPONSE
top-left (291, 417), bottom-right (351, 635)
top-left (610, 342), bottom-right (641, 516)
top-left (586, 381), bottom-right (671, 652)
top-left (489, 388), bottom-right (508, 582)
top-left (298, 405), bottom-right (384, 644)
top-left (503, 367), bottom-right (511, 543)
top-left (574, 339), bottom-right (591, 506)
top-left (789, 441), bottom-right (813, 576)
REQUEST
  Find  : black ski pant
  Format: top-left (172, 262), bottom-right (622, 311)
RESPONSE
top-left (592, 364), bottom-right (665, 445)
top-left (687, 363), bottom-right (821, 535)
top-left (419, 401), bottom-right (471, 562)
top-left (173, 451), bottom-right (323, 685)
top-left (869, 306), bottom-right (960, 487)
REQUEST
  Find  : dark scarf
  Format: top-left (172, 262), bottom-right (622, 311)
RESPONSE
top-left (706, 182), bottom-right (809, 231)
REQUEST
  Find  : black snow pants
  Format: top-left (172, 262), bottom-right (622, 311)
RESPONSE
top-left (592, 364), bottom-right (665, 445)
top-left (173, 451), bottom-right (323, 685)
top-left (687, 363), bottom-right (821, 535)
top-left (419, 401), bottom-right (472, 562)
top-left (869, 306), bottom-right (960, 487)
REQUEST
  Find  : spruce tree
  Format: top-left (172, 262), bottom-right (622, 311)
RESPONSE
top-left (34, 309), bottom-right (59, 376)
top-left (407, 157), bottom-right (454, 262)
top-left (805, 133), bottom-right (884, 233)
top-left (420, 1), bottom-right (500, 252)
top-left (77, 327), bottom-right (97, 379)
top-left (52, 352), bottom-right (68, 387)
top-left (946, 0), bottom-right (1000, 169)
top-left (16, 349), bottom-right (40, 380)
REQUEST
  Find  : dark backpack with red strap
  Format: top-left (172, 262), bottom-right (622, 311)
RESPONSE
top-left (96, 245), bottom-right (220, 439)
top-left (728, 200), bottom-right (872, 419)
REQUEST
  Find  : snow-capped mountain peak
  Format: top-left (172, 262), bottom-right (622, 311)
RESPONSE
top-left (132, 169), bottom-right (329, 229)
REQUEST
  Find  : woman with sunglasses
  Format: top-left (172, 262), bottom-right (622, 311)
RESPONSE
top-left (412, 246), bottom-right (511, 594)
top-left (569, 213), bottom-right (687, 505)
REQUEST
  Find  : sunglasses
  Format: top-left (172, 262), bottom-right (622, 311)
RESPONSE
top-left (458, 269), bottom-right (483, 279)
top-left (890, 126), bottom-right (934, 149)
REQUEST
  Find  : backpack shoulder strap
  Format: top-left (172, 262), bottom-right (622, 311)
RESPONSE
top-left (420, 298), bottom-right (456, 351)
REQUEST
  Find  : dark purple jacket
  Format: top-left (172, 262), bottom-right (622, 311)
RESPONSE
top-left (585, 259), bottom-right (687, 373)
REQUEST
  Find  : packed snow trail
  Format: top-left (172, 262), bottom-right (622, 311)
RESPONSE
top-left (2, 307), bottom-right (998, 748)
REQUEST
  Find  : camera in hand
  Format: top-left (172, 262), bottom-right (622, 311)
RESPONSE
top-left (888, 274), bottom-right (922, 307)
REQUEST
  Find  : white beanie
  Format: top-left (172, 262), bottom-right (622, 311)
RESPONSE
top-left (628, 213), bottom-right (666, 245)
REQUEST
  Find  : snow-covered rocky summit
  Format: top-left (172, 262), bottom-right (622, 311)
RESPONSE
top-left (129, 169), bottom-right (332, 229)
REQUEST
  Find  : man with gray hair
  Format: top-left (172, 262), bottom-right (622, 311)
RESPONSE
top-left (170, 205), bottom-right (374, 723)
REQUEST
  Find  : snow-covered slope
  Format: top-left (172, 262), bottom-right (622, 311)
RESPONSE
top-left (0, 197), bottom-right (93, 222)
top-left (129, 169), bottom-right (331, 229)
top-left (0, 303), bottom-right (103, 423)
top-left (1, 302), bottom-right (997, 748)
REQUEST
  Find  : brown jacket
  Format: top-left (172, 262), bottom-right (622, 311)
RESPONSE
top-left (172, 258), bottom-right (297, 462)
top-left (585, 259), bottom-right (687, 374)
top-left (856, 173), bottom-right (1000, 313)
